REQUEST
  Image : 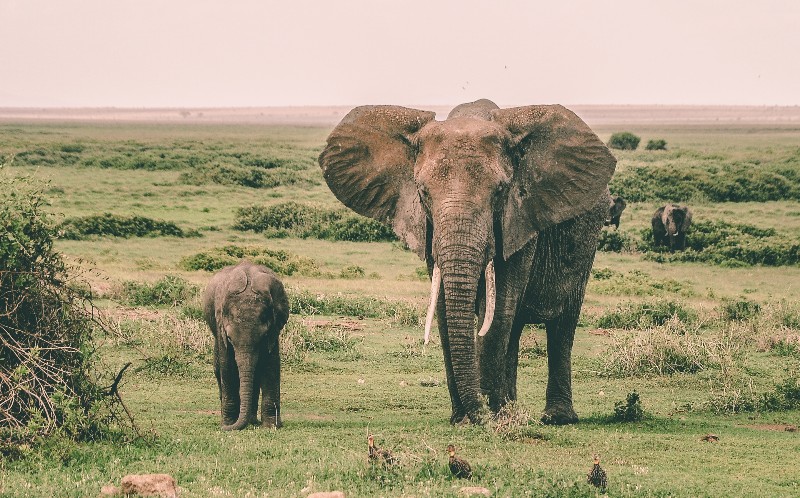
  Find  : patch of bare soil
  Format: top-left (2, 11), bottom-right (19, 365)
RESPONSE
top-left (301, 319), bottom-right (364, 331)
top-left (743, 424), bottom-right (797, 432)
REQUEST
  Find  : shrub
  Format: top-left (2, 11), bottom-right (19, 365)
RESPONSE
top-left (589, 268), bottom-right (693, 297)
top-left (612, 391), bottom-right (645, 422)
top-left (719, 298), bottom-right (761, 322)
top-left (180, 245), bottom-right (321, 276)
top-left (179, 164), bottom-right (310, 189)
top-left (596, 229), bottom-right (635, 252)
top-left (607, 132), bottom-right (641, 150)
top-left (596, 300), bottom-right (697, 329)
top-left (609, 163), bottom-right (800, 202)
top-left (1, 174), bottom-right (130, 456)
top-left (645, 139), bottom-right (667, 151)
top-left (234, 202), bottom-right (397, 242)
top-left (288, 289), bottom-right (421, 326)
top-left (120, 275), bottom-right (198, 307)
top-left (59, 213), bottom-right (200, 239)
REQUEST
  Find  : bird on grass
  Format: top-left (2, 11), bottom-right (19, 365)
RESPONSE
top-left (587, 454), bottom-right (608, 490)
top-left (447, 444), bottom-right (472, 479)
top-left (367, 434), bottom-right (396, 467)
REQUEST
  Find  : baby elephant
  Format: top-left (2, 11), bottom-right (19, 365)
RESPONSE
top-left (203, 261), bottom-right (289, 430)
top-left (652, 204), bottom-right (693, 251)
top-left (604, 195), bottom-right (627, 229)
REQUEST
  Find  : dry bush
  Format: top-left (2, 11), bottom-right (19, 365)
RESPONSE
top-left (601, 317), bottom-right (744, 377)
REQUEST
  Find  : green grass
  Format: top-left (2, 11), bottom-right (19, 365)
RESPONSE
top-left (2, 121), bottom-right (800, 497)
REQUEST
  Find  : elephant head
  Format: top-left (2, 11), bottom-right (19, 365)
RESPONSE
top-left (319, 100), bottom-right (615, 421)
top-left (661, 204), bottom-right (692, 249)
top-left (206, 262), bottom-right (288, 431)
top-left (604, 195), bottom-right (627, 229)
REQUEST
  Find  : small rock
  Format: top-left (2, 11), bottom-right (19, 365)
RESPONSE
top-left (307, 492), bottom-right (345, 498)
top-left (120, 474), bottom-right (178, 497)
top-left (100, 485), bottom-right (120, 496)
top-left (701, 434), bottom-right (719, 442)
top-left (357, 378), bottom-right (365, 385)
top-left (459, 486), bottom-right (491, 496)
top-left (598, 390), bottom-right (605, 396)
top-left (399, 380), bottom-right (407, 387)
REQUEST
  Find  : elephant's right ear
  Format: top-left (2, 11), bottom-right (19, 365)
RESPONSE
top-left (319, 105), bottom-right (436, 259)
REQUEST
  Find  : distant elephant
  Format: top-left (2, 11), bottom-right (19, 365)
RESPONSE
top-left (652, 204), bottom-right (692, 251)
top-left (203, 260), bottom-right (289, 430)
top-left (319, 99), bottom-right (616, 424)
top-left (604, 195), bottom-right (627, 229)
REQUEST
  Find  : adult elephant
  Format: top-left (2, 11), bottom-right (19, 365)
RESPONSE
top-left (319, 99), bottom-right (616, 425)
top-left (652, 204), bottom-right (692, 251)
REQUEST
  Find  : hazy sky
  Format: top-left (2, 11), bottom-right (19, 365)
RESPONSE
top-left (1, 0), bottom-right (798, 107)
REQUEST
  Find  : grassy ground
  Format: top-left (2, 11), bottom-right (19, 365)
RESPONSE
top-left (1, 121), bottom-right (799, 497)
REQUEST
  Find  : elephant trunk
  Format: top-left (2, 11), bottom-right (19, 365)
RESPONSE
top-left (221, 352), bottom-right (257, 431)
top-left (435, 213), bottom-right (494, 420)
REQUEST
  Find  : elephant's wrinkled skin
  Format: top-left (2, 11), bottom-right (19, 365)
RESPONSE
top-left (604, 195), bottom-right (627, 229)
top-left (203, 261), bottom-right (289, 430)
top-left (319, 99), bottom-right (616, 425)
top-left (652, 204), bottom-right (692, 251)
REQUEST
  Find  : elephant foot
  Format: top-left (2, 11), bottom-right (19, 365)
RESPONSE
top-left (262, 416), bottom-right (282, 429)
top-left (541, 404), bottom-right (578, 425)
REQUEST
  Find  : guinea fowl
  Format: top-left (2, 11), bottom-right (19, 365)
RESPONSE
top-left (447, 444), bottom-right (473, 479)
top-left (367, 434), bottom-right (395, 467)
top-left (587, 454), bottom-right (608, 490)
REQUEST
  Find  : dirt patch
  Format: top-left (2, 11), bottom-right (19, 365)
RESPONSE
top-left (301, 319), bottom-right (364, 331)
top-left (744, 424), bottom-right (797, 432)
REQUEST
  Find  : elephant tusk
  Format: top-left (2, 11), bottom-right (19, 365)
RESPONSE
top-left (478, 261), bottom-right (496, 337)
top-left (423, 265), bottom-right (441, 345)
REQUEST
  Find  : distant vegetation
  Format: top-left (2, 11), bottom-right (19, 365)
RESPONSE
top-left (607, 132), bottom-right (641, 150)
top-left (609, 162), bottom-right (800, 202)
top-left (234, 202), bottom-right (397, 242)
top-left (645, 139), bottom-right (667, 151)
top-left (598, 220), bottom-right (800, 267)
top-left (59, 213), bottom-right (200, 239)
top-left (180, 245), bottom-right (322, 276)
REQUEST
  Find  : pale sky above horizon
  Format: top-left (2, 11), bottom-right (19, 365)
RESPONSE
top-left (1, 0), bottom-right (798, 108)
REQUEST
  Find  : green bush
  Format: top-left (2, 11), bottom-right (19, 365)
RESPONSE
top-left (59, 213), bottom-right (200, 239)
top-left (121, 275), bottom-right (198, 307)
top-left (607, 132), bottom-right (641, 150)
top-left (179, 164), bottom-right (310, 189)
top-left (609, 164), bottom-right (800, 202)
top-left (645, 139), bottom-right (667, 151)
top-left (719, 298), bottom-right (761, 322)
top-left (597, 300), bottom-right (697, 329)
top-left (234, 202), bottom-right (397, 242)
top-left (589, 268), bottom-right (693, 297)
top-left (596, 229), bottom-right (635, 252)
top-left (612, 391), bottom-right (645, 422)
top-left (180, 245), bottom-right (321, 276)
top-left (1, 174), bottom-right (128, 456)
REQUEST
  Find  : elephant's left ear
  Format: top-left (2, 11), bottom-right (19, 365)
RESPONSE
top-left (319, 105), bottom-right (436, 259)
top-left (492, 105), bottom-right (617, 256)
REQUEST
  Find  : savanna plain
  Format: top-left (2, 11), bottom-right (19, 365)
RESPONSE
top-left (1, 108), bottom-right (800, 497)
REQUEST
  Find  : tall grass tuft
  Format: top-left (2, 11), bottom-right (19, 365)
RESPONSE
top-left (601, 318), bottom-right (743, 376)
top-left (288, 290), bottom-right (421, 326)
top-left (596, 300), bottom-right (697, 329)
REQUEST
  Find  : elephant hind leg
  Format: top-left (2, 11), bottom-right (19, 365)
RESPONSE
top-left (260, 345), bottom-right (281, 428)
top-left (220, 345), bottom-right (241, 426)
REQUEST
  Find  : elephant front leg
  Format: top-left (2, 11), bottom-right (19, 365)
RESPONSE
top-left (260, 345), bottom-right (281, 428)
top-left (219, 344), bottom-right (241, 426)
top-left (504, 317), bottom-right (527, 403)
top-left (542, 313), bottom-right (579, 425)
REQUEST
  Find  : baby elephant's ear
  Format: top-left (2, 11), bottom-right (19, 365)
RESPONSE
top-left (319, 105), bottom-right (436, 259)
top-left (492, 105), bottom-right (617, 256)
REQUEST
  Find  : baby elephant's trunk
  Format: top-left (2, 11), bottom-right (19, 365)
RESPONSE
top-left (221, 354), bottom-right (256, 431)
